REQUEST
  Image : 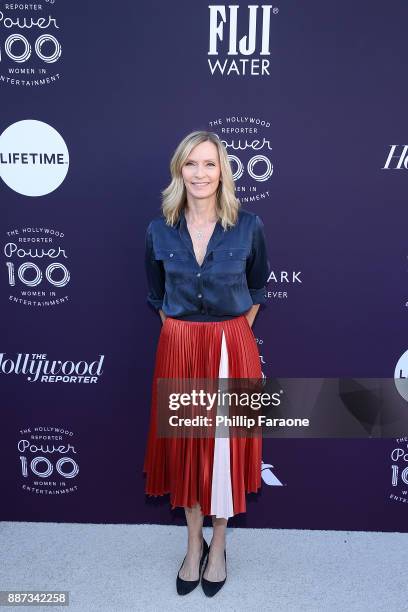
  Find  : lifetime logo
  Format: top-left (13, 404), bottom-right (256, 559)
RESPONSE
top-left (0, 120), bottom-right (69, 196)
top-left (382, 145), bottom-right (408, 169)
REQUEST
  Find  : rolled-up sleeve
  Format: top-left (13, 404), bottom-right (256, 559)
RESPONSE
top-left (246, 214), bottom-right (270, 305)
top-left (145, 222), bottom-right (165, 312)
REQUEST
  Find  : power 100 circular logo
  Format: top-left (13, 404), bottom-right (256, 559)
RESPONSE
top-left (0, 1), bottom-right (63, 87)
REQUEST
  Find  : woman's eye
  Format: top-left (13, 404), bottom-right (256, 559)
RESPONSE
top-left (185, 162), bottom-right (215, 166)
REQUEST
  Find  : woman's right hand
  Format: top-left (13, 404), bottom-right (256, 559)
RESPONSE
top-left (159, 309), bottom-right (166, 325)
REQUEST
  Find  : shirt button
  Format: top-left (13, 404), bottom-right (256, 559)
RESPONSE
top-left (197, 272), bottom-right (201, 277)
top-left (169, 253), bottom-right (174, 257)
top-left (197, 293), bottom-right (202, 298)
top-left (229, 252), bottom-right (233, 256)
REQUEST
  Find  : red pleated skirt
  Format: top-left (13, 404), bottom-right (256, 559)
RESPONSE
top-left (143, 314), bottom-right (262, 517)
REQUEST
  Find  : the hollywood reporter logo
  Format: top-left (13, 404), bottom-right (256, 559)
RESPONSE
top-left (209, 116), bottom-right (274, 202)
top-left (208, 4), bottom-right (279, 76)
top-left (0, 11), bottom-right (60, 62)
top-left (18, 426), bottom-right (79, 496)
top-left (0, 2), bottom-right (62, 86)
top-left (389, 439), bottom-right (408, 507)
top-left (19, 439), bottom-right (78, 480)
top-left (390, 443), bottom-right (408, 490)
top-left (5, 230), bottom-right (70, 301)
top-left (0, 353), bottom-right (105, 383)
top-left (382, 145), bottom-right (408, 169)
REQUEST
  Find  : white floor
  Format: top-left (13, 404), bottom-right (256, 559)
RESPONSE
top-left (0, 522), bottom-right (406, 611)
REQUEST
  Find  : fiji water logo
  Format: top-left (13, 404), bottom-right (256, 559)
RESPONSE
top-left (208, 4), bottom-right (279, 76)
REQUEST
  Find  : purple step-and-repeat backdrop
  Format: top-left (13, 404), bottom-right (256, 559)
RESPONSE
top-left (1, 1), bottom-right (407, 531)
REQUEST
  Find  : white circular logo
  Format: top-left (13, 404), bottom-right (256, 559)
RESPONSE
top-left (0, 119), bottom-right (69, 197)
top-left (0, 2), bottom-right (63, 87)
top-left (394, 350), bottom-right (408, 401)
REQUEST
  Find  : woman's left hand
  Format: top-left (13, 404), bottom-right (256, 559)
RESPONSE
top-left (245, 304), bottom-right (260, 328)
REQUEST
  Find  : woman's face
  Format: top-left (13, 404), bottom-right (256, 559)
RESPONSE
top-left (181, 140), bottom-right (222, 202)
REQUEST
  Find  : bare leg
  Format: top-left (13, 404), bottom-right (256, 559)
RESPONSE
top-left (203, 515), bottom-right (227, 581)
top-left (178, 502), bottom-right (205, 580)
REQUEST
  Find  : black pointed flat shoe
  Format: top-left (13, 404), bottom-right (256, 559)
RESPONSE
top-left (201, 547), bottom-right (227, 597)
top-left (176, 537), bottom-right (209, 596)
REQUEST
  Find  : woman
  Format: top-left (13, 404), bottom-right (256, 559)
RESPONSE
top-left (143, 130), bottom-right (270, 597)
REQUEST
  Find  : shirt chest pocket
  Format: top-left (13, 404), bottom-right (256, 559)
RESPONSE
top-left (154, 248), bottom-right (190, 284)
top-left (211, 247), bottom-right (247, 275)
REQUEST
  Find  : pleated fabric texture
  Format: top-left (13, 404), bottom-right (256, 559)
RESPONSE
top-left (143, 314), bottom-right (262, 517)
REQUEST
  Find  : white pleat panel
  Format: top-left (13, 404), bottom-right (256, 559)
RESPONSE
top-left (210, 329), bottom-right (234, 519)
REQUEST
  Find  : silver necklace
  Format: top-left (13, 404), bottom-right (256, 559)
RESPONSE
top-left (186, 215), bottom-right (217, 264)
top-left (186, 215), bottom-right (217, 242)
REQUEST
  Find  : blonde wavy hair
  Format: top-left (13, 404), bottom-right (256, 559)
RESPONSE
top-left (161, 131), bottom-right (241, 230)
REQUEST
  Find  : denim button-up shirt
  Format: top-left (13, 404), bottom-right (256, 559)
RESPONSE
top-left (145, 207), bottom-right (270, 321)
